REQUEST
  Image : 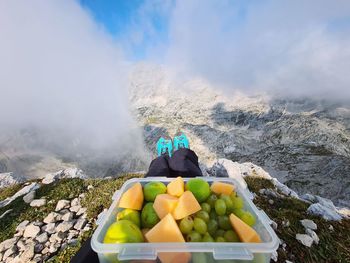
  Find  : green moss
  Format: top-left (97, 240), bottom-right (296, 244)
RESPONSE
top-left (0, 183), bottom-right (23, 201)
top-left (245, 176), bottom-right (350, 263)
top-left (245, 176), bottom-right (275, 193)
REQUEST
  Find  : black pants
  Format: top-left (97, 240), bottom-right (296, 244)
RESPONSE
top-left (146, 148), bottom-right (203, 178)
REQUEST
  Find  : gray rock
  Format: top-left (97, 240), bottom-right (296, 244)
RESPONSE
top-left (68, 238), bottom-right (78, 245)
top-left (34, 243), bottom-right (44, 253)
top-left (306, 229), bottom-right (320, 245)
top-left (307, 203), bottom-right (342, 221)
top-left (76, 207), bottom-right (87, 216)
top-left (74, 217), bottom-right (87, 230)
top-left (3, 245), bottom-right (17, 260)
top-left (87, 185), bottom-right (94, 190)
top-left (43, 212), bottom-right (61, 224)
top-left (41, 247), bottom-right (50, 254)
top-left (30, 198), bottom-right (46, 207)
top-left (32, 254), bottom-right (43, 263)
top-left (300, 219), bottom-right (317, 230)
top-left (0, 183), bottom-right (40, 208)
top-left (0, 173), bottom-right (19, 189)
top-left (16, 220), bottom-right (30, 232)
top-left (296, 234), bottom-right (314, 247)
top-left (35, 232), bottom-right (48, 243)
top-left (50, 231), bottom-right (67, 242)
top-left (56, 221), bottom-right (74, 232)
top-left (55, 200), bottom-right (70, 211)
top-left (70, 198), bottom-right (80, 207)
top-left (42, 222), bottom-right (56, 234)
top-left (17, 239), bottom-right (26, 251)
top-left (62, 212), bottom-right (74, 222)
top-left (0, 238), bottom-right (18, 253)
top-left (70, 205), bottom-right (81, 213)
top-left (23, 224), bottom-right (40, 238)
top-left (300, 193), bottom-right (317, 203)
top-left (23, 191), bottom-right (35, 204)
top-left (329, 225), bottom-right (334, 231)
top-left (20, 243), bottom-right (35, 261)
top-left (42, 171), bottom-right (62, 184)
top-left (59, 208), bottom-right (70, 215)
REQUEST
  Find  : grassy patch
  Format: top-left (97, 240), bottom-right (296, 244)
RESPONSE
top-left (245, 176), bottom-right (275, 193)
top-left (0, 183), bottom-right (24, 201)
top-left (245, 176), bottom-right (350, 263)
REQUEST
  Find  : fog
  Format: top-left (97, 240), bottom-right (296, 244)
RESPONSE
top-left (0, 0), bottom-right (149, 177)
top-left (153, 0), bottom-right (350, 101)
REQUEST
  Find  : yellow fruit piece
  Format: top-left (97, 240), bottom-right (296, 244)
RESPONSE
top-left (210, 182), bottom-right (235, 195)
top-left (145, 214), bottom-right (190, 263)
top-left (167, 177), bottom-right (184, 197)
top-left (145, 213), bottom-right (185, 242)
top-left (153, 194), bottom-right (178, 219)
top-left (158, 252), bottom-right (191, 263)
top-left (172, 191), bottom-right (201, 220)
top-left (229, 213), bottom-right (261, 243)
top-left (119, 182), bottom-right (144, 210)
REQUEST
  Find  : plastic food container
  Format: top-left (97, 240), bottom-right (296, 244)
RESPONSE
top-left (91, 177), bottom-right (279, 263)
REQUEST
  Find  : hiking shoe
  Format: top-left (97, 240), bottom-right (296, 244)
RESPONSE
top-left (156, 137), bottom-right (173, 157)
top-left (173, 133), bottom-right (190, 151)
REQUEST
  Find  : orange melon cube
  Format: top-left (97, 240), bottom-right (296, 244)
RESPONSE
top-left (153, 194), bottom-right (179, 219)
top-left (118, 182), bottom-right (144, 210)
top-left (158, 252), bottom-right (191, 263)
top-left (167, 177), bottom-right (184, 197)
top-left (229, 213), bottom-right (261, 243)
top-left (172, 191), bottom-right (201, 220)
top-left (211, 182), bottom-right (235, 195)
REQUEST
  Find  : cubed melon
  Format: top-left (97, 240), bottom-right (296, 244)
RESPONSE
top-left (211, 182), bottom-right (235, 195)
top-left (119, 182), bottom-right (144, 210)
top-left (229, 213), bottom-right (261, 243)
top-left (153, 194), bottom-right (178, 219)
top-left (145, 213), bottom-right (190, 263)
top-left (172, 191), bottom-right (201, 220)
top-left (167, 177), bottom-right (184, 197)
top-left (145, 213), bottom-right (185, 242)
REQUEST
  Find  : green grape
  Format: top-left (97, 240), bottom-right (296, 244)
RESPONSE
top-left (214, 229), bottom-right (225, 238)
top-left (214, 199), bottom-right (226, 216)
top-left (193, 217), bottom-right (207, 234)
top-left (220, 194), bottom-right (234, 214)
top-left (231, 195), bottom-right (244, 209)
top-left (224, 230), bottom-right (240, 242)
top-left (192, 253), bottom-right (207, 263)
top-left (218, 215), bottom-right (231, 230)
top-left (240, 211), bottom-right (256, 226)
top-left (179, 216), bottom-right (194, 234)
top-left (233, 208), bottom-right (245, 218)
top-left (209, 210), bottom-right (217, 220)
top-left (195, 211), bottom-right (210, 223)
top-left (202, 232), bottom-right (214, 242)
top-left (201, 202), bottom-right (211, 213)
top-left (206, 194), bottom-right (218, 208)
top-left (186, 231), bottom-right (202, 242)
top-left (215, 236), bottom-right (226, 242)
top-left (207, 219), bottom-right (218, 235)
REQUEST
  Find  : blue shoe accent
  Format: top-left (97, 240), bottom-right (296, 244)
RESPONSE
top-left (156, 137), bottom-right (173, 157)
top-left (173, 133), bottom-right (190, 151)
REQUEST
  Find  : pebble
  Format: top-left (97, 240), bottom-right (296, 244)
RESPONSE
top-left (55, 200), bottom-right (71, 211)
top-left (23, 191), bottom-right (35, 204)
top-left (62, 212), bottom-right (74, 222)
top-left (300, 219), bottom-right (317, 230)
top-left (35, 232), bottom-right (48, 243)
top-left (329, 225), bottom-right (334, 231)
top-left (20, 243), bottom-right (35, 261)
top-left (74, 217), bottom-right (87, 230)
top-left (56, 221), bottom-right (74, 232)
top-left (0, 238), bottom-right (17, 252)
top-left (42, 223), bottom-right (56, 234)
top-left (16, 220), bottom-right (29, 232)
top-left (70, 205), bottom-right (81, 213)
top-left (71, 198), bottom-right (80, 207)
top-left (23, 224), bottom-right (40, 238)
top-left (296, 234), bottom-right (314, 247)
top-left (268, 199), bottom-right (274, 205)
top-left (30, 199), bottom-right (47, 207)
top-left (306, 229), bottom-right (319, 245)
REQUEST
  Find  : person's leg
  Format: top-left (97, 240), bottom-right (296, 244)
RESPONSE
top-left (168, 148), bottom-right (203, 177)
top-left (146, 155), bottom-right (171, 177)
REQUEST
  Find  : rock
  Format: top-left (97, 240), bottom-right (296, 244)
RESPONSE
top-left (42, 168), bottom-right (86, 185)
top-left (3, 245), bottom-right (17, 260)
top-left (17, 239), bottom-right (26, 251)
top-left (300, 219), bottom-right (317, 230)
top-left (300, 193), bottom-right (317, 203)
top-left (0, 172), bottom-right (19, 189)
top-left (67, 230), bottom-right (79, 240)
top-left (32, 254), bottom-right (42, 263)
top-left (56, 221), bottom-right (74, 232)
top-left (34, 243), bottom-right (44, 253)
top-left (43, 222), bottom-right (56, 234)
top-left (70, 198), bottom-right (80, 207)
top-left (43, 212), bottom-right (61, 223)
top-left (68, 238), bottom-right (78, 245)
top-left (50, 231), bottom-right (67, 242)
top-left (0, 183), bottom-right (40, 208)
top-left (16, 220), bottom-right (30, 232)
top-left (307, 203), bottom-right (342, 221)
top-left (62, 212), bottom-right (74, 222)
top-left (70, 205), bottom-right (81, 213)
top-left (59, 208), bottom-right (70, 215)
top-left (74, 217), bottom-right (87, 230)
top-left (42, 170), bottom-right (62, 184)
top-left (20, 243), bottom-right (35, 261)
top-left (0, 238), bottom-right (18, 253)
top-left (41, 247), bottom-right (50, 254)
top-left (23, 191), bottom-right (35, 204)
top-left (35, 232), bottom-right (48, 243)
top-left (295, 234), bottom-right (314, 247)
top-left (78, 193), bottom-right (85, 199)
top-left (272, 178), bottom-right (299, 198)
top-left (271, 220), bottom-right (278, 230)
top-left (329, 225), bottom-right (334, 231)
top-left (30, 198), bottom-right (46, 207)
top-left (55, 200), bottom-right (70, 211)
top-left (76, 207), bottom-right (87, 216)
top-left (33, 221), bottom-right (43, 227)
top-left (269, 199), bottom-right (274, 205)
top-left (282, 220), bottom-right (290, 227)
top-left (87, 185), bottom-right (94, 190)
top-left (306, 229), bottom-right (320, 245)
top-left (23, 224), bottom-right (40, 238)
